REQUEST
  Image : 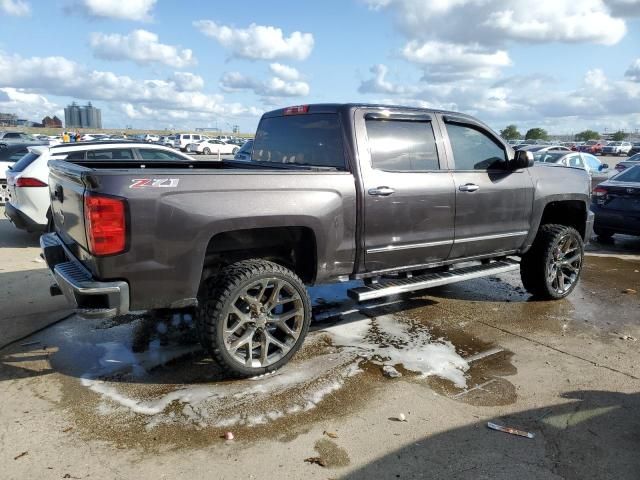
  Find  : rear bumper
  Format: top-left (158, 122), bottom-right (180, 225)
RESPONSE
top-left (591, 205), bottom-right (640, 235)
top-left (40, 233), bottom-right (130, 319)
top-left (4, 202), bottom-right (46, 232)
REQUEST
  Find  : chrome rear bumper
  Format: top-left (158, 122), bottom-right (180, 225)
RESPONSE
top-left (40, 233), bottom-right (129, 319)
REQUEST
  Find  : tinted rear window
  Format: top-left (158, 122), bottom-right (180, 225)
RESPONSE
top-left (616, 166), bottom-right (640, 183)
top-left (10, 151), bottom-right (40, 172)
top-left (251, 114), bottom-right (346, 170)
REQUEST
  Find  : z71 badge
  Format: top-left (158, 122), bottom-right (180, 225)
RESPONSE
top-left (130, 178), bottom-right (179, 188)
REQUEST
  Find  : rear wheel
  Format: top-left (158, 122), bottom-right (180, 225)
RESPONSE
top-left (203, 147), bottom-right (211, 155)
top-left (520, 224), bottom-right (584, 299)
top-left (196, 259), bottom-right (311, 377)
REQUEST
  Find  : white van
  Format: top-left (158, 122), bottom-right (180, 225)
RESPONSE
top-left (173, 133), bottom-right (207, 150)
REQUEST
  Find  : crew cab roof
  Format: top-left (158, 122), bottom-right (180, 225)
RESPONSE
top-left (262, 103), bottom-right (476, 121)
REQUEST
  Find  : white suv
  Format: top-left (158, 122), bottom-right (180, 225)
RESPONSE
top-left (173, 133), bottom-right (209, 150)
top-left (4, 142), bottom-right (191, 232)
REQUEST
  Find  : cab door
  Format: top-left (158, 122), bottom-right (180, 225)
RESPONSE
top-left (355, 109), bottom-right (456, 272)
top-left (439, 115), bottom-right (534, 259)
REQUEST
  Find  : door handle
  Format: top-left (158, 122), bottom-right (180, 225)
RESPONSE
top-left (368, 186), bottom-right (395, 196)
top-left (458, 183), bottom-right (479, 192)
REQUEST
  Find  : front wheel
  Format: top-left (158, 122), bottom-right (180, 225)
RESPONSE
top-left (203, 147), bottom-right (211, 155)
top-left (232, 147), bottom-right (239, 154)
top-left (196, 259), bottom-right (311, 378)
top-left (520, 224), bottom-right (584, 299)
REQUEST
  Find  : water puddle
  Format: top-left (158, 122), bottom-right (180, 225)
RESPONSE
top-left (15, 281), bottom-right (518, 447)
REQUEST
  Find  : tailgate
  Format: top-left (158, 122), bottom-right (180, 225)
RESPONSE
top-left (49, 162), bottom-right (88, 250)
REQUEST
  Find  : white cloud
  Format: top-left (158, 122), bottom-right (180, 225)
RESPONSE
top-left (605, 0), bottom-right (640, 16)
top-left (0, 88), bottom-right (60, 120)
top-left (0, 0), bottom-right (29, 15)
top-left (358, 64), bottom-right (418, 94)
top-left (359, 63), bottom-right (640, 128)
top-left (75, 0), bottom-right (156, 21)
top-left (366, 0), bottom-right (631, 46)
top-left (484, 4), bottom-right (625, 45)
top-left (170, 72), bottom-right (204, 92)
top-left (90, 30), bottom-right (196, 68)
top-left (221, 70), bottom-right (309, 98)
top-left (194, 20), bottom-right (314, 60)
top-left (269, 63), bottom-right (300, 81)
top-left (0, 51), bottom-right (260, 121)
top-left (402, 41), bottom-right (511, 81)
top-left (625, 59), bottom-right (640, 82)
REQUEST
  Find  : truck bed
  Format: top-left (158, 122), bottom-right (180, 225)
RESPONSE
top-left (48, 159), bottom-right (358, 311)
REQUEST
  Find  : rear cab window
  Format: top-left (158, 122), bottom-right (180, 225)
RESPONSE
top-left (365, 118), bottom-right (440, 171)
top-left (252, 113), bottom-right (346, 170)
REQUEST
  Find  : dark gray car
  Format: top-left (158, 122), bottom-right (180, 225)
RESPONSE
top-left (41, 103), bottom-right (593, 378)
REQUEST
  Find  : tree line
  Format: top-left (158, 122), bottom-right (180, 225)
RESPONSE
top-left (499, 124), bottom-right (628, 142)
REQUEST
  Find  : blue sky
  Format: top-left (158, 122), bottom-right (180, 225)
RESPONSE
top-left (1, 0), bottom-right (639, 135)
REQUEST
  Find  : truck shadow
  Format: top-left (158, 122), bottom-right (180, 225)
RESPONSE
top-left (342, 390), bottom-right (640, 480)
top-left (0, 218), bottom-right (41, 248)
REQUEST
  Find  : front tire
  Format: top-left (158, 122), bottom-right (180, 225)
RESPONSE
top-left (196, 259), bottom-right (311, 378)
top-left (520, 224), bottom-right (584, 299)
top-left (203, 147), bottom-right (211, 155)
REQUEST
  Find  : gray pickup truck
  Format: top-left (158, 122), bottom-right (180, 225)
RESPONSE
top-left (41, 103), bottom-right (593, 377)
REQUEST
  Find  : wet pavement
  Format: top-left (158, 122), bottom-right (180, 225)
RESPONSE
top-left (1, 239), bottom-right (639, 479)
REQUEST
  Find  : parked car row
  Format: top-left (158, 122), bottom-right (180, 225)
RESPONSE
top-left (532, 150), bottom-right (610, 190)
top-left (510, 138), bottom-right (640, 156)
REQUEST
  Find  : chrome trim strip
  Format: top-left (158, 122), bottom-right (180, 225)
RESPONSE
top-left (367, 239), bottom-right (454, 254)
top-left (454, 231), bottom-right (528, 244)
top-left (366, 231), bottom-right (528, 254)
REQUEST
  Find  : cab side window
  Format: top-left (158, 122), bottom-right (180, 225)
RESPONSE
top-left (65, 150), bottom-right (86, 160)
top-left (445, 122), bottom-right (507, 170)
top-left (366, 119), bottom-right (440, 171)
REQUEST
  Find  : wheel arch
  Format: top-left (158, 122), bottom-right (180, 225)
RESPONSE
top-left (521, 199), bottom-right (588, 253)
top-left (200, 226), bottom-right (318, 286)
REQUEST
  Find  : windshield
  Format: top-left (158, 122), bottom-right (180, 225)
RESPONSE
top-left (586, 141), bottom-right (598, 145)
top-left (627, 153), bottom-right (640, 162)
top-left (251, 114), bottom-right (346, 170)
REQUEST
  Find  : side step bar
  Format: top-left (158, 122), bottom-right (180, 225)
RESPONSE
top-left (347, 259), bottom-right (520, 302)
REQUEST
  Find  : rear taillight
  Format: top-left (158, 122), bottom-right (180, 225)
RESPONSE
top-left (593, 187), bottom-right (608, 198)
top-left (84, 193), bottom-right (127, 256)
top-left (284, 105), bottom-right (309, 115)
top-left (16, 177), bottom-right (47, 187)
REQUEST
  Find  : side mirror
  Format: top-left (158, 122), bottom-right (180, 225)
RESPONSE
top-left (512, 150), bottom-right (534, 169)
top-left (599, 163), bottom-right (609, 171)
